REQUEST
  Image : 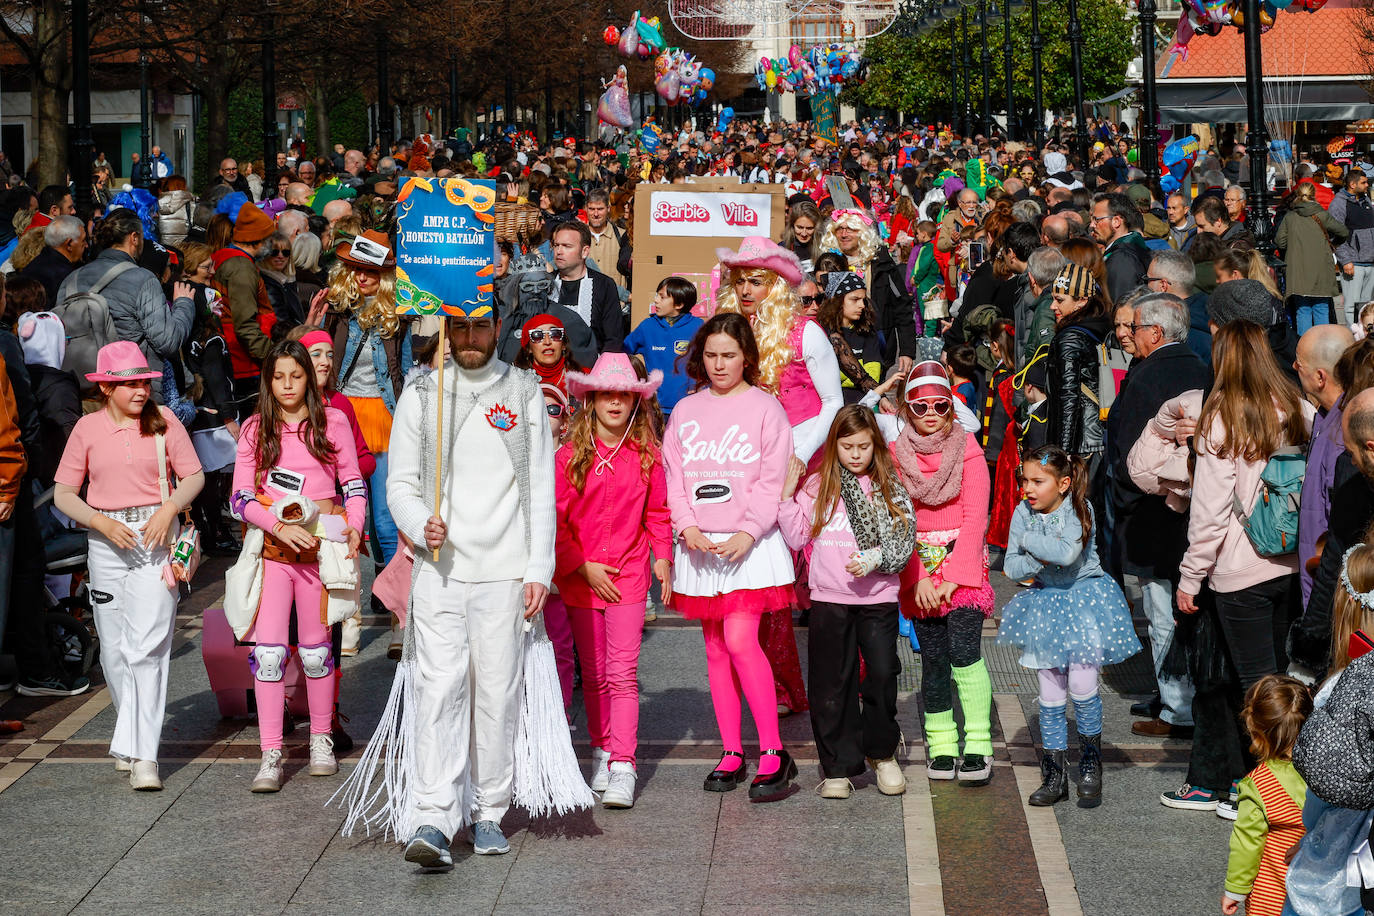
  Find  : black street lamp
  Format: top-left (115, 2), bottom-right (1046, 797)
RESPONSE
top-left (449, 55), bottom-right (460, 139)
top-left (1138, 0), bottom-right (1161, 186)
top-left (950, 19), bottom-right (960, 131)
top-left (1029, 0), bottom-right (1045, 148)
top-left (1241, 0), bottom-right (1273, 249)
top-left (262, 19), bottom-right (277, 195)
top-left (71, 0), bottom-right (93, 213)
top-left (138, 48), bottom-right (151, 189)
top-left (999, 1), bottom-right (1018, 141)
top-left (377, 34), bottom-right (392, 154)
top-left (979, 0), bottom-right (992, 136)
top-left (1066, 0), bottom-right (1088, 163)
top-left (962, 9), bottom-right (973, 137)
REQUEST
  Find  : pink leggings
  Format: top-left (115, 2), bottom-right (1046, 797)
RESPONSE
top-left (251, 560), bottom-right (334, 749)
top-left (568, 601), bottom-right (645, 766)
top-left (544, 595), bottom-right (576, 711)
top-left (703, 612), bottom-right (783, 774)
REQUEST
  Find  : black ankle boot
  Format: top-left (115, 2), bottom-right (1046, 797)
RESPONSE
top-left (1077, 733), bottom-right (1102, 808)
top-left (1028, 750), bottom-right (1068, 806)
top-left (748, 748), bottom-right (798, 802)
top-left (703, 751), bottom-right (748, 792)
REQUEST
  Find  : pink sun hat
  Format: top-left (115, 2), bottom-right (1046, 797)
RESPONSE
top-left (714, 235), bottom-right (805, 286)
top-left (565, 352), bottom-right (663, 400)
top-left (85, 341), bottom-right (161, 383)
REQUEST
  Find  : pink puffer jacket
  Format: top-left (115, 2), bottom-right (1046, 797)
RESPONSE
top-left (1127, 390), bottom-right (1204, 514)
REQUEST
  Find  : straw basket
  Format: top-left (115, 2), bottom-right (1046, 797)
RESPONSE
top-left (494, 202), bottom-right (543, 246)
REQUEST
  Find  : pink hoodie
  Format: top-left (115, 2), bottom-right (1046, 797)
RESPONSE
top-left (778, 475), bottom-right (901, 605)
top-left (1178, 401), bottom-right (1313, 597)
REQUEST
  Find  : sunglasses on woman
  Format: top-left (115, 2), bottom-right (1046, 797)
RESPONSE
top-left (270, 248), bottom-right (290, 257)
top-left (907, 398), bottom-right (951, 417)
top-left (545, 402), bottom-right (566, 418)
top-left (527, 328), bottom-right (565, 342)
top-left (799, 295), bottom-right (824, 307)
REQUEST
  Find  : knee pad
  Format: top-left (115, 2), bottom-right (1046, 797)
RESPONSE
top-left (297, 643), bottom-right (334, 679)
top-left (250, 644), bottom-right (289, 682)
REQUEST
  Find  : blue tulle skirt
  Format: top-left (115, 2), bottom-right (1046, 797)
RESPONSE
top-left (996, 575), bottom-right (1142, 670)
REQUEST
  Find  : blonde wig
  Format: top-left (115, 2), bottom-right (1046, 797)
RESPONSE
top-left (818, 210), bottom-right (879, 272)
top-left (326, 258), bottom-right (400, 339)
top-left (715, 266), bottom-right (800, 393)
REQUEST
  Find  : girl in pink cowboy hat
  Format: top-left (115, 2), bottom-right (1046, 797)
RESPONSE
top-left (554, 352), bottom-right (672, 809)
top-left (53, 341), bottom-right (206, 791)
top-left (716, 234), bottom-right (844, 717)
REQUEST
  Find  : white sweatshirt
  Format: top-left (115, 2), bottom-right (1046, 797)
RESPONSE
top-left (387, 359), bottom-right (555, 587)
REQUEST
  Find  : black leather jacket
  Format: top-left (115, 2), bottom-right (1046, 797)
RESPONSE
top-left (1047, 313), bottom-right (1111, 456)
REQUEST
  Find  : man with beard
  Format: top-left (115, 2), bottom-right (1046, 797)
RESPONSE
top-left (384, 311), bottom-right (555, 867)
top-left (1289, 387), bottom-right (1374, 683)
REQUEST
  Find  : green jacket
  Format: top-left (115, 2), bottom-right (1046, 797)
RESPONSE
top-left (1224, 759), bottom-right (1307, 900)
top-left (1276, 198), bottom-right (1349, 298)
top-left (1022, 290), bottom-right (1056, 367)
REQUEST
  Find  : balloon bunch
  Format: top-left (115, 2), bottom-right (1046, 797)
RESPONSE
top-left (753, 44), bottom-right (865, 95)
top-left (1168, 0), bottom-right (1328, 60)
top-left (604, 10), bottom-right (666, 60)
top-left (654, 49), bottom-right (715, 105)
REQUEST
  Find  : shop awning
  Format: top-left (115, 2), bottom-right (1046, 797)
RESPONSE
top-left (1156, 80), bottom-right (1374, 124)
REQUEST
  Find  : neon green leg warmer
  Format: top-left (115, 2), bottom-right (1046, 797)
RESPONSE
top-left (952, 659), bottom-right (994, 756)
top-left (923, 708), bottom-right (959, 760)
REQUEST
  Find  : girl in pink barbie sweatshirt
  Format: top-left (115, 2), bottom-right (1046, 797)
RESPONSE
top-left (889, 348), bottom-right (996, 787)
top-left (778, 405), bottom-right (915, 798)
top-left (1176, 322), bottom-right (1312, 692)
top-left (663, 313), bottom-right (800, 803)
top-left (554, 353), bottom-right (673, 810)
top-left (230, 340), bottom-right (365, 794)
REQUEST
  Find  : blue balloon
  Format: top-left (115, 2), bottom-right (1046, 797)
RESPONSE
top-left (716, 106), bottom-right (735, 133)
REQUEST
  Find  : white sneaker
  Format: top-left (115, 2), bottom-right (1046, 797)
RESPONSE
top-left (309, 733), bottom-right (337, 776)
top-left (130, 759), bottom-right (162, 791)
top-left (252, 749), bottom-right (284, 793)
top-left (868, 756), bottom-right (908, 796)
top-left (816, 777), bottom-right (853, 799)
top-left (590, 746), bottom-right (612, 792)
top-left (114, 757), bottom-right (132, 773)
top-left (601, 761), bottom-right (636, 808)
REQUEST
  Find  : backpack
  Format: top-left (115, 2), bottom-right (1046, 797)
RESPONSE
top-left (1232, 446), bottom-right (1305, 557)
top-left (54, 261), bottom-right (135, 395)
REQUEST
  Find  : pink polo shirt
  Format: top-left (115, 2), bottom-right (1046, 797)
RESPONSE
top-left (55, 407), bottom-right (202, 510)
top-left (554, 439), bottom-right (674, 610)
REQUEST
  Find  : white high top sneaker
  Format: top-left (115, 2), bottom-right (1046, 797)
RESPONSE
top-left (251, 748), bottom-right (284, 793)
top-left (590, 746), bottom-right (612, 792)
top-left (601, 761), bottom-right (636, 809)
top-left (309, 733), bottom-right (338, 776)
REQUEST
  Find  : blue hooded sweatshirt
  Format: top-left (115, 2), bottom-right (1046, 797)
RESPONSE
top-left (624, 312), bottom-right (704, 414)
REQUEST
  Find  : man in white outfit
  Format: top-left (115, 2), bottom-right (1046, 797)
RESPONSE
top-left (386, 313), bottom-right (554, 867)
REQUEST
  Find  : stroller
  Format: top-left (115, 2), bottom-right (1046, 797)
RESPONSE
top-left (33, 486), bottom-right (99, 681)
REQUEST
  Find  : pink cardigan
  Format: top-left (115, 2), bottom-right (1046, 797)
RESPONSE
top-left (1178, 402), bottom-right (1313, 597)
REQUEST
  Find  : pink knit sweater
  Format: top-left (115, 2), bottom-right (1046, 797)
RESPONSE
top-left (897, 431), bottom-right (989, 589)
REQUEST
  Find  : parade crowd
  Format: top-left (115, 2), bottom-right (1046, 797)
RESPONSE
top-left (4, 116), bottom-right (1374, 911)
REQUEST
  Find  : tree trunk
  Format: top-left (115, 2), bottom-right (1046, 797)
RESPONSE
top-left (313, 82), bottom-right (330, 159)
top-left (33, 0), bottom-right (69, 189)
top-left (204, 80), bottom-right (231, 183)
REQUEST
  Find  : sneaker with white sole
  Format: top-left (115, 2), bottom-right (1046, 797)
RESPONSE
top-left (602, 761), bottom-right (636, 808)
top-left (1216, 798), bottom-right (1239, 820)
top-left (404, 826), bottom-right (452, 868)
top-left (868, 756), bottom-right (907, 795)
top-left (251, 748), bottom-right (284, 793)
top-left (130, 759), bottom-right (162, 791)
top-left (589, 746), bottom-right (612, 792)
top-left (816, 777), bottom-right (853, 799)
top-left (470, 819), bottom-right (510, 855)
top-left (1159, 783), bottom-right (1220, 810)
top-left (309, 733), bottom-right (338, 776)
top-left (114, 757), bottom-right (132, 773)
top-left (926, 755), bottom-right (957, 780)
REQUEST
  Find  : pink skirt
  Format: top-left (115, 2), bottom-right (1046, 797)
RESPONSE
top-left (672, 584), bottom-right (796, 621)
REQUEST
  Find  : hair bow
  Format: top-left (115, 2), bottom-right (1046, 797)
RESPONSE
top-left (830, 207), bottom-right (874, 226)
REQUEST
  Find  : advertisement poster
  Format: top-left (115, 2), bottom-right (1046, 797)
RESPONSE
top-left (812, 89), bottom-right (839, 147)
top-left (394, 177), bottom-right (497, 317)
top-left (647, 190), bottom-right (774, 239)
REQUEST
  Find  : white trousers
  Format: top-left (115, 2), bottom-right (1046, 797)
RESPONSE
top-left (411, 570), bottom-right (524, 837)
top-left (88, 533), bottom-right (177, 763)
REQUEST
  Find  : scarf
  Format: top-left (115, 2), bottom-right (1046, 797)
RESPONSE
top-left (839, 467), bottom-right (915, 574)
top-left (533, 356), bottom-right (566, 392)
top-left (892, 419), bottom-right (964, 507)
top-left (552, 271), bottom-right (594, 326)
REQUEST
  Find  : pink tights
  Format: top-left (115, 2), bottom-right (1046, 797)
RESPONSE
top-left (251, 560), bottom-right (334, 749)
top-left (702, 612), bottom-right (783, 776)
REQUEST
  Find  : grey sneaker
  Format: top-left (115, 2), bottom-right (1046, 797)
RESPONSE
top-left (470, 819), bottom-right (510, 855)
top-left (17, 673), bottom-right (90, 697)
top-left (404, 826), bottom-right (452, 868)
top-left (601, 761), bottom-right (636, 808)
top-left (590, 746), bottom-right (612, 792)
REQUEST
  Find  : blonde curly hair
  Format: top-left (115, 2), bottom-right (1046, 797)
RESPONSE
top-left (715, 267), bottom-right (799, 393)
top-left (326, 259), bottom-right (400, 339)
top-left (818, 210), bottom-right (879, 272)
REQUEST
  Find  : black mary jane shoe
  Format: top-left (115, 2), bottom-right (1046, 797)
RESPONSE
top-left (748, 749), bottom-right (798, 802)
top-left (704, 751), bottom-right (749, 792)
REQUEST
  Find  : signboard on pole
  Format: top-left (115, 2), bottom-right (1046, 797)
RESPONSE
top-left (394, 177), bottom-right (497, 317)
top-left (812, 89), bottom-right (839, 146)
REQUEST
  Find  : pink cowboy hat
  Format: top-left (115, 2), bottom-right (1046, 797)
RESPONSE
top-left (565, 352), bottom-right (663, 401)
top-left (86, 341), bottom-right (161, 383)
top-left (714, 235), bottom-right (804, 286)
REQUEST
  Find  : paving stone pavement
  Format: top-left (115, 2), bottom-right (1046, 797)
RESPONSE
top-left (0, 560), bottom-right (1231, 915)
